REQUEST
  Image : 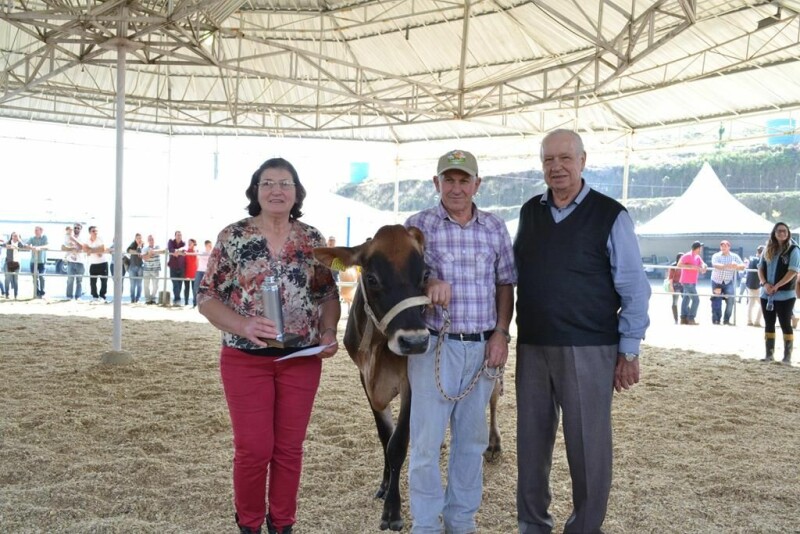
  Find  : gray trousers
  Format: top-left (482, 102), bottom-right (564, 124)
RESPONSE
top-left (516, 344), bottom-right (617, 534)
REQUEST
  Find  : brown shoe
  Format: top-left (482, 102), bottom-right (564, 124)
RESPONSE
top-left (680, 317), bottom-right (688, 325)
top-left (688, 319), bottom-right (700, 325)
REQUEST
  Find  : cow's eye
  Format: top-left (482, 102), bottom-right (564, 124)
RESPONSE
top-left (364, 273), bottom-right (379, 288)
top-left (422, 269), bottom-right (431, 285)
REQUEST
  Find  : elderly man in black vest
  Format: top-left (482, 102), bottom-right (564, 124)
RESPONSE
top-left (513, 129), bottom-right (651, 534)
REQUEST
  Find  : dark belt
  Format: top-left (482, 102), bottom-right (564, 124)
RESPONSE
top-left (428, 329), bottom-right (494, 342)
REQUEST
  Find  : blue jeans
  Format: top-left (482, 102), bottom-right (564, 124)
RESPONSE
top-left (711, 280), bottom-right (735, 323)
top-left (128, 265), bottom-right (143, 302)
top-left (170, 267), bottom-right (189, 303)
top-left (4, 264), bottom-right (19, 297)
top-left (30, 262), bottom-right (46, 297)
top-left (66, 261), bottom-right (85, 299)
top-left (681, 283), bottom-right (699, 320)
top-left (193, 271), bottom-right (205, 307)
top-left (407, 336), bottom-right (495, 534)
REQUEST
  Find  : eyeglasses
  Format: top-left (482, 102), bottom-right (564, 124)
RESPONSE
top-left (258, 180), bottom-right (295, 190)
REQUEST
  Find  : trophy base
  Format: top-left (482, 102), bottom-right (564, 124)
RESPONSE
top-left (263, 333), bottom-right (304, 348)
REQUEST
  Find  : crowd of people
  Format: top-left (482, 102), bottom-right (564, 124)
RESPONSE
top-left (191, 132), bottom-right (651, 534)
top-left (664, 229), bottom-right (799, 365)
top-left (1, 224), bottom-right (211, 307)
top-left (1, 129), bottom-right (797, 534)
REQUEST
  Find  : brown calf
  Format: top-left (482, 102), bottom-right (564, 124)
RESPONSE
top-left (314, 224), bottom-right (502, 531)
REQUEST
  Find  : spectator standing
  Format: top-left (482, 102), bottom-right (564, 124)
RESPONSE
top-left (193, 240), bottom-right (213, 309)
top-left (665, 252), bottom-right (683, 324)
top-left (85, 226), bottom-right (109, 302)
top-left (758, 222), bottom-right (799, 364)
top-left (745, 245), bottom-right (765, 327)
top-left (0, 235), bottom-right (5, 297)
top-left (4, 232), bottom-right (22, 299)
top-left (141, 235), bottom-right (162, 305)
top-left (167, 230), bottom-right (188, 306)
top-left (185, 238), bottom-right (198, 307)
top-left (514, 129), bottom-right (650, 533)
top-left (62, 223), bottom-right (86, 300)
top-left (197, 157), bottom-right (339, 534)
top-left (678, 241), bottom-right (708, 325)
top-left (127, 233), bottom-right (144, 304)
top-left (25, 226), bottom-right (48, 298)
top-left (404, 149), bottom-right (516, 534)
top-left (709, 240), bottom-right (745, 325)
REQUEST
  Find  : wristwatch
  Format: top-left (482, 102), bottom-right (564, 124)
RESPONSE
top-left (494, 327), bottom-right (511, 343)
top-left (621, 352), bottom-right (639, 362)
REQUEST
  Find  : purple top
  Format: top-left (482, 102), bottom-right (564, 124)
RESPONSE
top-left (405, 202), bottom-right (517, 334)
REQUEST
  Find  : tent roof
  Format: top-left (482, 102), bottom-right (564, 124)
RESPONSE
top-left (2, 1), bottom-right (800, 142)
top-left (635, 162), bottom-right (774, 236)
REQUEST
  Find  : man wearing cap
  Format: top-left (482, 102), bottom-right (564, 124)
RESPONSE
top-left (745, 245), bottom-right (765, 327)
top-left (710, 240), bottom-right (745, 325)
top-left (678, 241), bottom-right (708, 325)
top-left (404, 149), bottom-right (516, 534)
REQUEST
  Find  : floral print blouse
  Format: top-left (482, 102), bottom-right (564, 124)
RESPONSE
top-left (197, 217), bottom-right (338, 351)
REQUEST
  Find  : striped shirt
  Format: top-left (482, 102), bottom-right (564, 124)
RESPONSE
top-left (405, 202), bottom-right (517, 334)
top-left (142, 245), bottom-right (162, 273)
top-left (710, 251), bottom-right (744, 284)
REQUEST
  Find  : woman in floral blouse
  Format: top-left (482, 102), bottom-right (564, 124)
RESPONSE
top-left (198, 157), bottom-right (340, 534)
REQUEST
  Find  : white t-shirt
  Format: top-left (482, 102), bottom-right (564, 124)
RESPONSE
top-left (87, 237), bottom-right (107, 265)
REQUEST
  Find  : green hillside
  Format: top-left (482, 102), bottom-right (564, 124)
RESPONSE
top-left (335, 144), bottom-right (800, 229)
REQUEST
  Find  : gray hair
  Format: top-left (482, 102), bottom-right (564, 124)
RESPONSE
top-left (540, 129), bottom-right (585, 161)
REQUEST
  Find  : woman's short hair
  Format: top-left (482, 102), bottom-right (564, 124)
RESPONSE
top-left (245, 157), bottom-right (306, 220)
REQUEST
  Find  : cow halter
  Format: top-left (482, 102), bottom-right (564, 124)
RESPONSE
top-left (357, 281), bottom-right (503, 403)
top-left (357, 282), bottom-right (431, 355)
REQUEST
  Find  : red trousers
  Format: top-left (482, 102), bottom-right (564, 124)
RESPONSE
top-left (220, 346), bottom-right (322, 531)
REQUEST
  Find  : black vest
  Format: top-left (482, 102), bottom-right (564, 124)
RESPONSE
top-left (774, 244), bottom-right (798, 291)
top-left (514, 189), bottom-right (624, 346)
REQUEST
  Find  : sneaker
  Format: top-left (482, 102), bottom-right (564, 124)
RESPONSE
top-left (747, 321), bottom-right (753, 326)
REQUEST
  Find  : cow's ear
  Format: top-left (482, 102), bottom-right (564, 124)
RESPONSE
top-left (407, 226), bottom-right (426, 250)
top-left (313, 246), bottom-right (360, 271)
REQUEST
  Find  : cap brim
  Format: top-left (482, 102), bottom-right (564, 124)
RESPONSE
top-left (438, 164), bottom-right (477, 176)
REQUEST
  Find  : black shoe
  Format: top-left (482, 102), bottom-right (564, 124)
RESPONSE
top-left (266, 515), bottom-right (293, 534)
top-left (236, 513), bottom-right (262, 534)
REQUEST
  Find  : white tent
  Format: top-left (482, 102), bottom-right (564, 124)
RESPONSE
top-left (636, 162), bottom-right (774, 264)
top-left (636, 162), bottom-right (774, 236)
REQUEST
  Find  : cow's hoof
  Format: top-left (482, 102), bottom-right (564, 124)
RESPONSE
top-left (379, 518), bottom-right (404, 531)
top-left (483, 445), bottom-right (502, 463)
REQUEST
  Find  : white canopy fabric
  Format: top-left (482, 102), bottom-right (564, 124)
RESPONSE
top-left (635, 162), bottom-right (774, 236)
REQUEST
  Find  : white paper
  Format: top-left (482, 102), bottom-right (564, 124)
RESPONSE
top-left (275, 342), bottom-right (337, 362)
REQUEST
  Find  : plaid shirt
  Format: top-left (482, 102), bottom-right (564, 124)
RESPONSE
top-left (710, 251), bottom-right (744, 284)
top-left (405, 202), bottom-right (517, 334)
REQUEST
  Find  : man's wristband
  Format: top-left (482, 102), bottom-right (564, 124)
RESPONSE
top-left (320, 327), bottom-right (337, 337)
